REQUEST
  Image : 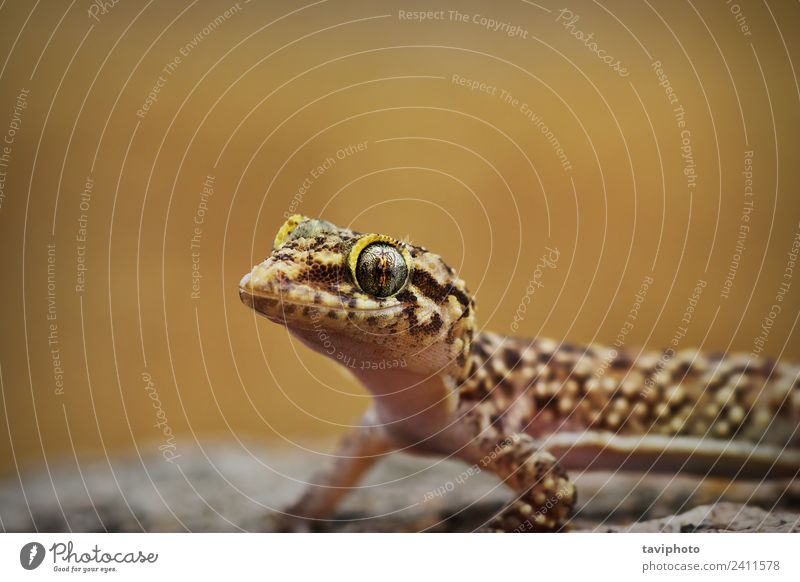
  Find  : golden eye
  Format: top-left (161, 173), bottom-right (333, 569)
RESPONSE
top-left (349, 235), bottom-right (410, 298)
top-left (356, 243), bottom-right (408, 297)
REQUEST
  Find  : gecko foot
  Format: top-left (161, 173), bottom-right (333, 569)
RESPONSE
top-left (261, 511), bottom-right (324, 533)
top-left (478, 438), bottom-right (577, 532)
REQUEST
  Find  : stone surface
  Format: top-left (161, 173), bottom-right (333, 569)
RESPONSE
top-left (591, 502), bottom-right (800, 533)
top-left (0, 442), bottom-right (796, 532)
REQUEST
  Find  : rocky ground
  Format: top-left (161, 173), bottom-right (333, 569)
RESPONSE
top-left (1, 441), bottom-right (797, 532)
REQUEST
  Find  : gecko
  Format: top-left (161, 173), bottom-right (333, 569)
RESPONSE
top-left (239, 215), bottom-right (800, 532)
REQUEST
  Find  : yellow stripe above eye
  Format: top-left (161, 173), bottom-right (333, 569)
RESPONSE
top-left (348, 234), bottom-right (413, 293)
top-left (273, 214), bottom-right (309, 250)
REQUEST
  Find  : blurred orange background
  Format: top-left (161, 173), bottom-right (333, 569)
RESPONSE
top-left (1, 0), bottom-right (798, 475)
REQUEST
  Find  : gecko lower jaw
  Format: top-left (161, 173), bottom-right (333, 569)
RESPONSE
top-left (238, 272), bottom-right (403, 319)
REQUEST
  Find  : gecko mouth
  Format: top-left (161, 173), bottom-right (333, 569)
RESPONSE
top-left (238, 272), bottom-right (404, 319)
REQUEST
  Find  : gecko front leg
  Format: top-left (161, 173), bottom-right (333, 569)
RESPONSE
top-left (273, 409), bottom-right (394, 531)
top-left (466, 431), bottom-right (576, 532)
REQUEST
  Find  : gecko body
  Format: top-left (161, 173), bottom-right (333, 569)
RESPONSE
top-left (239, 215), bottom-right (799, 531)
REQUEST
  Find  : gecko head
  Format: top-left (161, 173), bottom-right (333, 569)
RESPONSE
top-left (239, 215), bottom-right (475, 376)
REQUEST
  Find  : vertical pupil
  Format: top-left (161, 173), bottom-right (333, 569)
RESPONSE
top-left (356, 243), bottom-right (407, 297)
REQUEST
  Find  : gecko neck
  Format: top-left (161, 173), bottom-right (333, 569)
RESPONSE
top-left (349, 365), bottom-right (467, 452)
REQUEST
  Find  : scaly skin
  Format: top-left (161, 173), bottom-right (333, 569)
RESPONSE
top-left (239, 215), bottom-right (799, 532)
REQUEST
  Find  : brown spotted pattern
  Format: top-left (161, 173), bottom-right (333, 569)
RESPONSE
top-left (458, 332), bottom-right (800, 449)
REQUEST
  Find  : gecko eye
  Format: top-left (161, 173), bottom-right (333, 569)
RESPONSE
top-left (354, 242), bottom-right (409, 298)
